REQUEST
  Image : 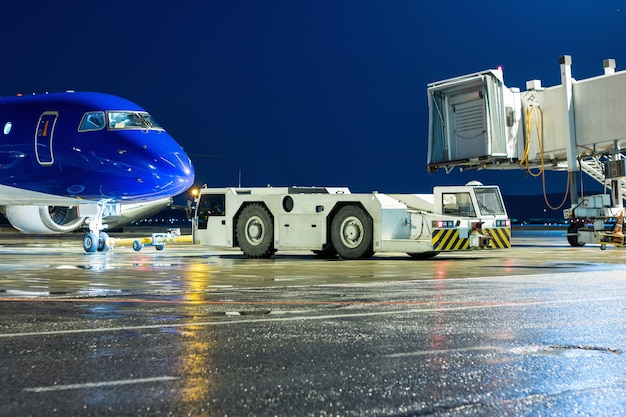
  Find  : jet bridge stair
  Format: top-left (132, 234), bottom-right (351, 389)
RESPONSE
top-left (579, 156), bottom-right (626, 205)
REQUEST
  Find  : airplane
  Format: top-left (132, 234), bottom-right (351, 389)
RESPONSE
top-left (0, 90), bottom-right (195, 252)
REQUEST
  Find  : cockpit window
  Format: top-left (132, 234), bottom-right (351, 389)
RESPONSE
top-left (78, 111), bottom-right (105, 131)
top-left (442, 192), bottom-right (476, 217)
top-left (474, 187), bottom-right (506, 215)
top-left (107, 111), bottom-right (163, 131)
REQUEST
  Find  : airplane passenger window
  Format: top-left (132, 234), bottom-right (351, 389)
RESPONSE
top-left (3, 122), bottom-right (12, 135)
top-left (78, 112), bottom-right (105, 131)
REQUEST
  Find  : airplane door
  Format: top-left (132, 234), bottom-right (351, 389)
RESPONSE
top-left (35, 111), bottom-right (58, 165)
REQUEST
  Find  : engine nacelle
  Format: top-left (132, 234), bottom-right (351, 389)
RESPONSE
top-left (4, 205), bottom-right (86, 234)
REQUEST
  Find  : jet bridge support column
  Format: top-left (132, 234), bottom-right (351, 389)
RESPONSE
top-left (611, 179), bottom-right (623, 208)
top-left (559, 55), bottom-right (580, 206)
top-left (605, 59), bottom-right (624, 209)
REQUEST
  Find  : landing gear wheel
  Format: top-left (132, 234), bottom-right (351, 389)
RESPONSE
top-left (331, 205), bottom-right (373, 259)
top-left (236, 204), bottom-right (275, 258)
top-left (155, 244), bottom-right (165, 251)
top-left (567, 221), bottom-right (586, 247)
top-left (97, 231), bottom-right (110, 252)
top-left (83, 232), bottom-right (98, 253)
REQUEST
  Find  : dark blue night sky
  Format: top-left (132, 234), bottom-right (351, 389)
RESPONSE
top-left (2, 1), bottom-right (626, 200)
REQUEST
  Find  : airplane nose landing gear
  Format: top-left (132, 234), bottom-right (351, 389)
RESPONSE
top-left (82, 201), bottom-right (112, 253)
top-left (83, 230), bottom-right (111, 253)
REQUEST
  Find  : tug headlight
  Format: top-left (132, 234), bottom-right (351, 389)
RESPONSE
top-left (433, 220), bottom-right (454, 228)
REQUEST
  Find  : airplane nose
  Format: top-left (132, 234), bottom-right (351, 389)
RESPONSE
top-left (155, 151), bottom-right (195, 195)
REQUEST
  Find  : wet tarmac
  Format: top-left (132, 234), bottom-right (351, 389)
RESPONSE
top-left (1, 228), bottom-right (625, 416)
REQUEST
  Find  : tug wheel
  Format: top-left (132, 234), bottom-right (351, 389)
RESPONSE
top-left (567, 221), bottom-right (586, 247)
top-left (236, 204), bottom-right (275, 258)
top-left (330, 205), bottom-right (373, 259)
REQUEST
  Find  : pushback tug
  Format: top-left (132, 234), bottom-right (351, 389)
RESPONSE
top-left (191, 183), bottom-right (511, 259)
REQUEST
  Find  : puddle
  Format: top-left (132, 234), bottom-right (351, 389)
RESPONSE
top-left (511, 344), bottom-right (623, 356)
top-left (546, 344), bottom-right (623, 354)
top-left (225, 310), bottom-right (272, 316)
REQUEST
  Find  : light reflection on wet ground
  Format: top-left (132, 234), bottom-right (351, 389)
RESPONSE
top-left (1, 228), bottom-right (626, 416)
top-left (0, 228), bottom-right (625, 298)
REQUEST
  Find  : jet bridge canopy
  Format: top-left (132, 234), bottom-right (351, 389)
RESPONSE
top-left (427, 69), bottom-right (521, 172)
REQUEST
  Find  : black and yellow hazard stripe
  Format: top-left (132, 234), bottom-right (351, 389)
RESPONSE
top-left (431, 227), bottom-right (511, 251)
top-left (484, 227), bottom-right (511, 248)
top-left (431, 228), bottom-right (471, 251)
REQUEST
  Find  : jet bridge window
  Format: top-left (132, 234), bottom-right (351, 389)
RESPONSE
top-left (78, 112), bottom-right (105, 131)
top-left (442, 192), bottom-right (476, 217)
top-left (107, 111), bottom-right (163, 131)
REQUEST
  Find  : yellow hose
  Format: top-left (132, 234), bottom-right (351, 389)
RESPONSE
top-left (521, 104), bottom-right (570, 210)
top-left (520, 105), bottom-right (544, 177)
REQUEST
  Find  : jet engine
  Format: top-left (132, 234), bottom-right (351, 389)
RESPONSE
top-left (4, 205), bottom-right (86, 234)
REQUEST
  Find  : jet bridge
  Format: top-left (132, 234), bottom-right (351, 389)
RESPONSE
top-left (427, 68), bottom-right (523, 172)
top-left (427, 55), bottom-right (626, 247)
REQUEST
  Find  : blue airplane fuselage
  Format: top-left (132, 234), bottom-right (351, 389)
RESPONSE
top-left (0, 91), bottom-right (194, 202)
